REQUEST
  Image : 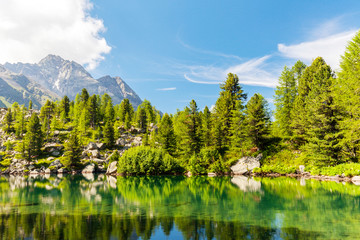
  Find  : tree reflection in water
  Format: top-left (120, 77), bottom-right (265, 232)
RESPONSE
top-left (0, 175), bottom-right (358, 239)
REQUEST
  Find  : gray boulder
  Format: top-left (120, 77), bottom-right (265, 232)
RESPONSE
top-left (58, 168), bottom-right (67, 174)
top-left (116, 138), bottom-right (126, 146)
top-left (352, 176), bottom-right (360, 185)
top-left (87, 142), bottom-right (98, 150)
top-left (106, 161), bottom-right (118, 175)
top-left (82, 163), bottom-right (95, 174)
top-left (30, 169), bottom-right (40, 175)
top-left (44, 168), bottom-right (52, 174)
top-left (231, 154), bottom-right (262, 175)
top-left (50, 159), bottom-right (63, 169)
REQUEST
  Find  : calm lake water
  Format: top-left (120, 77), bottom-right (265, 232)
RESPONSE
top-left (0, 175), bottom-right (359, 239)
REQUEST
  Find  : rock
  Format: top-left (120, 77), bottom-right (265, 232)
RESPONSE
top-left (87, 142), bottom-right (98, 150)
top-left (96, 143), bottom-right (105, 150)
top-left (40, 166), bottom-right (46, 172)
top-left (89, 150), bottom-right (100, 158)
top-left (28, 165), bottom-right (35, 171)
top-left (53, 130), bottom-right (60, 136)
top-left (116, 138), bottom-right (126, 146)
top-left (106, 161), bottom-right (118, 175)
top-left (230, 154), bottom-right (262, 175)
top-left (231, 176), bottom-right (261, 192)
top-left (44, 143), bottom-right (64, 153)
top-left (130, 127), bottom-right (138, 134)
top-left (44, 168), bottom-right (53, 174)
top-left (208, 172), bottom-right (216, 177)
top-left (82, 163), bottom-right (95, 174)
top-left (49, 159), bottom-right (63, 169)
top-left (352, 176), bottom-right (360, 185)
top-left (57, 168), bottom-right (67, 174)
top-left (92, 158), bottom-right (105, 163)
top-left (30, 169), bottom-right (40, 175)
top-left (51, 151), bottom-right (61, 157)
top-left (299, 165), bottom-right (305, 174)
top-left (98, 165), bottom-right (107, 172)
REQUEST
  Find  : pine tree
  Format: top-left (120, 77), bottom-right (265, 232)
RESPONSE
top-left (302, 58), bottom-right (339, 165)
top-left (201, 106), bottom-right (212, 147)
top-left (62, 130), bottom-right (81, 169)
top-left (59, 95), bottom-right (70, 123)
top-left (214, 73), bottom-right (246, 151)
top-left (136, 106), bottom-right (147, 131)
top-left (158, 113), bottom-right (176, 155)
top-left (88, 95), bottom-right (99, 129)
top-left (274, 66), bottom-right (297, 137)
top-left (2, 109), bottom-right (13, 133)
top-left (14, 107), bottom-right (26, 139)
top-left (103, 121), bottom-right (115, 148)
top-left (118, 98), bottom-right (133, 123)
top-left (28, 100), bottom-right (32, 110)
top-left (24, 114), bottom-right (43, 160)
top-left (244, 94), bottom-right (270, 149)
top-left (335, 30), bottom-right (360, 160)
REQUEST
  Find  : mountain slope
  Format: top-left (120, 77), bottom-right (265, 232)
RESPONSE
top-left (0, 65), bottom-right (59, 108)
top-left (4, 55), bottom-right (142, 108)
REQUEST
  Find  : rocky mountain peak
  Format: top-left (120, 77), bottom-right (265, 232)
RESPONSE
top-left (38, 54), bottom-right (65, 66)
top-left (1, 55), bottom-right (143, 108)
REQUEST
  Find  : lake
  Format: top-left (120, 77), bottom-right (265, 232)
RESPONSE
top-left (0, 174), bottom-right (359, 239)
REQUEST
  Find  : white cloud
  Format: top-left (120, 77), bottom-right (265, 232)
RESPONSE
top-left (157, 87), bottom-right (176, 91)
top-left (184, 55), bottom-right (278, 87)
top-left (278, 30), bottom-right (356, 70)
top-left (0, 0), bottom-right (111, 70)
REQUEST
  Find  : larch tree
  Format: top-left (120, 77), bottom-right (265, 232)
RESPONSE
top-left (24, 113), bottom-right (43, 160)
top-left (244, 93), bottom-right (270, 149)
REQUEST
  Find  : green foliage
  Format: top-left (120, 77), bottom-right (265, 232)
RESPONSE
top-left (158, 113), bottom-right (176, 155)
top-left (62, 131), bottom-right (81, 169)
top-left (103, 121), bottom-right (114, 148)
top-left (2, 109), bottom-right (13, 133)
top-left (118, 146), bottom-right (182, 175)
top-left (213, 73), bottom-right (247, 151)
top-left (24, 113), bottom-right (43, 160)
top-left (244, 93), bottom-right (270, 149)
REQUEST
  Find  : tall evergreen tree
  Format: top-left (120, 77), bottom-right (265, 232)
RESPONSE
top-left (201, 106), bottom-right (212, 147)
top-left (103, 121), bottom-right (115, 148)
top-left (2, 109), bottom-right (13, 133)
top-left (274, 66), bottom-right (297, 137)
top-left (335, 30), bottom-right (360, 160)
top-left (24, 114), bottom-right (43, 160)
top-left (14, 106), bottom-right (26, 138)
top-left (244, 94), bottom-right (270, 149)
top-left (158, 113), bottom-right (176, 155)
top-left (62, 130), bottom-right (81, 168)
top-left (214, 73), bottom-right (246, 151)
top-left (303, 57), bottom-right (339, 166)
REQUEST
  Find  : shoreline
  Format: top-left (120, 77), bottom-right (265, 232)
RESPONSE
top-left (0, 170), bottom-right (356, 184)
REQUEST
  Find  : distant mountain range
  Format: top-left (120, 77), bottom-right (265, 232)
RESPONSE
top-left (0, 55), bottom-right (142, 109)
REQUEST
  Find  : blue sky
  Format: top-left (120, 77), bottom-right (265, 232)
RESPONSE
top-left (1, 0), bottom-right (360, 113)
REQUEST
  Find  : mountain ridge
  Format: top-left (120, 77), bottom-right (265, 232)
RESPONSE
top-left (2, 55), bottom-right (142, 108)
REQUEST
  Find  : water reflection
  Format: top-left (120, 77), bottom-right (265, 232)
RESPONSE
top-left (0, 175), bottom-right (359, 239)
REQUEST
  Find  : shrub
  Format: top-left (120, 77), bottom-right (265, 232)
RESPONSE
top-left (118, 146), bottom-right (182, 175)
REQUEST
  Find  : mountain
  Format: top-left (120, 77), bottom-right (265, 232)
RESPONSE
top-left (0, 65), bottom-right (59, 108)
top-left (3, 55), bottom-right (142, 108)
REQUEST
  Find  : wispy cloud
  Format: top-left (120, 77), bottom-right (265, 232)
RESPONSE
top-left (177, 36), bottom-right (243, 61)
top-left (157, 87), bottom-right (176, 91)
top-left (278, 30), bottom-right (356, 70)
top-left (0, 0), bottom-right (111, 70)
top-left (183, 55), bottom-right (279, 87)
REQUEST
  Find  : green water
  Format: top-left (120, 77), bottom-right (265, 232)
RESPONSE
top-left (0, 175), bottom-right (360, 239)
